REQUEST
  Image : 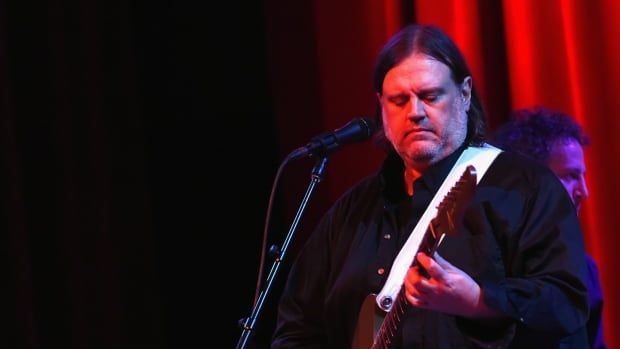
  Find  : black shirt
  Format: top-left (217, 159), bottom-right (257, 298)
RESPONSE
top-left (272, 146), bottom-right (589, 349)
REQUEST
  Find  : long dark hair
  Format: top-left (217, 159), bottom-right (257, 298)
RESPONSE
top-left (372, 24), bottom-right (486, 149)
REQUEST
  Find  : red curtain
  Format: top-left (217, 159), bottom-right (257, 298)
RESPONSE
top-left (270, 0), bottom-right (618, 346)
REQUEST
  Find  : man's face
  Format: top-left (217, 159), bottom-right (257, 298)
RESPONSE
top-left (547, 138), bottom-right (589, 212)
top-left (379, 53), bottom-right (471, 170)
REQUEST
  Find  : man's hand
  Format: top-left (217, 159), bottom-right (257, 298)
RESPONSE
top-left (404, 252), bottom-right (494, 318)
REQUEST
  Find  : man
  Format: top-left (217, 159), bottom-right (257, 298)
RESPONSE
top-left (272, 24), bottom-right (589, 348)
top-left (493, 106), bottom-right (606, 348)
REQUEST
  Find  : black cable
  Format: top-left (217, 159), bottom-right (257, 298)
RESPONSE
top-left (251, 151), bottom-right (296, 306)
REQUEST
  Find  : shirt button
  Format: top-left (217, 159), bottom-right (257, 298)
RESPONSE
top-left (383, 234), bottom-right (391, 239)
top-left (377, 268), bottom-right (385, 275)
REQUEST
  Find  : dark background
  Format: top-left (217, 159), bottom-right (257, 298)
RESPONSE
top-left (3, 1), bottom-right (296, 348)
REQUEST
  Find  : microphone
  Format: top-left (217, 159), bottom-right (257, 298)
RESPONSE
top-left (289, 117), bottom-right (377, 160)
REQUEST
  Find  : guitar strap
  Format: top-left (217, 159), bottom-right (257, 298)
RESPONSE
top-left (376, 143), bottom-right (503, 311)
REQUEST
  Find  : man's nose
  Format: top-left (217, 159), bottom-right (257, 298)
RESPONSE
top-left (407, 96), bottom-right (426, 122)
top-left (576, 176), bottom-right (589, 200)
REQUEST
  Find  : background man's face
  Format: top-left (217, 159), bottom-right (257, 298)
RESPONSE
top-left (547, 138), bottom-right (589, 212)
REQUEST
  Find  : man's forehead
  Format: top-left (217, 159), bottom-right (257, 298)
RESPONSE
top-left (382, 55), bottom-right (454, 92)
top-left (548, 139), bottom-right (586, 170)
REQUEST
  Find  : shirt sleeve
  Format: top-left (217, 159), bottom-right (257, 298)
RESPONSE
top-left (470, 168), bottom-right (590, 344)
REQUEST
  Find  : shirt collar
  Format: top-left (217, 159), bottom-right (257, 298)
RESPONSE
top-left (380, 144), bottom-right (468, 205)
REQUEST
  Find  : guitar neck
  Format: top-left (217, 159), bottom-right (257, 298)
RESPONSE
top-left (358, 165), bottom-right (477, 349)
top-left (371, 226), bottom-right (443, 348)
top-left (371, 288), bottom-right (407, 349)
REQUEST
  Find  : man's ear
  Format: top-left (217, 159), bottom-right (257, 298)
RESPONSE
top-left (461, 76), bottom-right (472, 111)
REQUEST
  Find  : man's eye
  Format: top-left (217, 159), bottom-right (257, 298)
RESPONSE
top-left (423, 95), bottom-right (438, 103)
top-left (389, 96), bottom-right (408, 106)
top-left (561, 173), bottom-right (580, 181)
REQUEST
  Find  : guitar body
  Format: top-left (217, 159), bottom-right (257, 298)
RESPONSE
top-left (351, 294), bottom-right (385, 349)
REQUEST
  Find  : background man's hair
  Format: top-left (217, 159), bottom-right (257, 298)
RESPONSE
top-left (493, 106), bottom-right (589, 163)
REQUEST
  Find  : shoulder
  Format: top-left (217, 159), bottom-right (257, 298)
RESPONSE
top-left (476, 149), bottom-right (576, 219)
top-left (483, 150), bottom-right (565, 190)
top-left (328, 171), bottom-right (383, 214)
top-left (310, 172), bottom-right (383, 245)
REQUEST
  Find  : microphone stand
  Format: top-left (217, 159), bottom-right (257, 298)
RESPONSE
top-left (236, 156), bottom-right (329, 349)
